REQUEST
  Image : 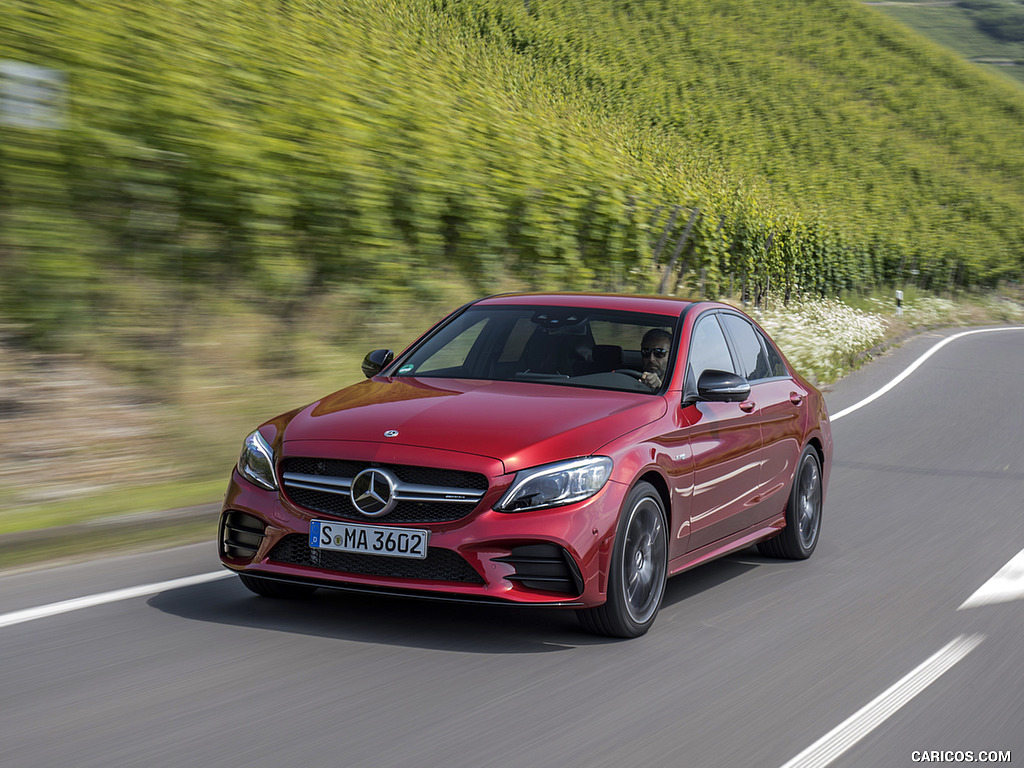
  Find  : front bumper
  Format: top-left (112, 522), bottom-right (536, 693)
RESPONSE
top-left (219, 468), bottom-right (629, 608)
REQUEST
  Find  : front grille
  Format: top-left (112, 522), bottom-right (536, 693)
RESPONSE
top-left (495, 543), bottom-right (584, 596)
top-left (268, 534), bottom-right (485, 585)
top-left (280, 457), bottom-right (489, 524)
top-left (284, 458), bottom-right (487, 490)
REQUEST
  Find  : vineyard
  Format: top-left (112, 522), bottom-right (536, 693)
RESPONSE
top-left (3, 0), bottom-right (1024, 350)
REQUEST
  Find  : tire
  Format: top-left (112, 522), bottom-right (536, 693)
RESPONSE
top-left (238, 573), bottom-right (318, 599)
top-left (757, 446), bottom-right (822, 560)
top-left (577, 481), bottom-right (668, 638)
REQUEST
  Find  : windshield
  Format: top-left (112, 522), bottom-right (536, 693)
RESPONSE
top-left (391, 305), bottom-right (678, 393)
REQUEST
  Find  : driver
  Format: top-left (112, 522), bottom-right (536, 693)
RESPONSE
top-left (640, 328), bottom-right (672, 390)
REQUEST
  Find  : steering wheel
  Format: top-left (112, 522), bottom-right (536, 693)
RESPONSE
top-left (613, 369), bottom-right (643, 380)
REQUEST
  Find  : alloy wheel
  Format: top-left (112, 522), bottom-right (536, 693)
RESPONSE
top-left (621, 496), bottom-right (667, 624)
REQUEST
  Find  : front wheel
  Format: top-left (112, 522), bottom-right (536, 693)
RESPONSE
top-left (577, 481), bottom-right (668, 638)
top-left (757, 446), bottom-right (822, 559)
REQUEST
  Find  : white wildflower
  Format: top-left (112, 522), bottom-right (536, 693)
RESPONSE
top-left (757, 298), bottom-right (887, 384)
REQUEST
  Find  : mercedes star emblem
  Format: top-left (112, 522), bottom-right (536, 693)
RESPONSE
top-left (350, 468), bottom-right (399, 517)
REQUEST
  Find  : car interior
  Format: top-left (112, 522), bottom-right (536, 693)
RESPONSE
top-left (400, 307), bottom-right (673, 391)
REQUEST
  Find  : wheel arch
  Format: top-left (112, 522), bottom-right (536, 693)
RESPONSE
top-left (803, 434), bottom-right (830, 503)
top-left (806, 436), bottom-right (825, 467)
top-left (633, 469), bottom-right (672, 524)
top-left (787, 437), bottom-right (825, 509)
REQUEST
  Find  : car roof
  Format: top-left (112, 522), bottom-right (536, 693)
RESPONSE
top-left (473, 292), bottom-right (699, 317)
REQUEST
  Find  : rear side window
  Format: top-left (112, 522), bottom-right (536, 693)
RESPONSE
top-left (719, 313), bottom-right (787, 381)
top-left (760, 335), bottom-right (788, 378)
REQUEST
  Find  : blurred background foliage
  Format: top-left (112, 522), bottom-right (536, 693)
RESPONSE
top-left (3, 0), bottom-right (1024, 341)
top-left (1, 0), bottom-right (1024, 516)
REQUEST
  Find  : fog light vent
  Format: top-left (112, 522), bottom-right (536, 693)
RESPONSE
top-left (495, 544), bottom-right (584, 596)
top-left (220, 511), bottom-right (266, 560)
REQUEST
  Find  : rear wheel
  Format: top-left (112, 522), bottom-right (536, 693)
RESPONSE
top-left (238, 573), bottom-right (318, 599)
top-left (577, 481), bottom-right (668, 638)
top-left (757, 446), bottom-right (822, 559)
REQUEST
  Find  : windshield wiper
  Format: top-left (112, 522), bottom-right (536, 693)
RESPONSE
top-left (513, 371), bottom-right (571, 381)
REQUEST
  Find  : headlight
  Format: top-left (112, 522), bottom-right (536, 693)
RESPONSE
top-left (496, 457), bottom-right (613, 512)
top-left (237, 430), bottom-right (278, 491)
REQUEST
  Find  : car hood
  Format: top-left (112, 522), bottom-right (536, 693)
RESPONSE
top-left (281, 377), bottom-right (667, 473)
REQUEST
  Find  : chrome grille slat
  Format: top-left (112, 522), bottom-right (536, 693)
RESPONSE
top-left (394, 482), bottom-right (485, 501)
top-left (394, 493), bottom-right (478, 504)
top-left (283, 471), bottom-right (352, 491)
top-left (284, 479), bottom-right (352, 495)
top-left (282, 471), bottom-right (483, 503)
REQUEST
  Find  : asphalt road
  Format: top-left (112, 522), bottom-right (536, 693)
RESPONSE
top-left (2, 326), bottom-right (1023, 768)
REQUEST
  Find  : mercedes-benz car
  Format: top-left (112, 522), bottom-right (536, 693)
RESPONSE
top-left (219, 293), bottom-right (832, 637)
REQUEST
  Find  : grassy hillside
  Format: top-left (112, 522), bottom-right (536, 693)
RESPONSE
top-left (2, 0), bottom-right (1024, 350)
top-left (4, 0), bottom-right (1024, 526)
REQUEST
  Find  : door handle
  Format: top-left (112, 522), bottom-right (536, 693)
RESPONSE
top-left (789, 392), bottom-right (804, 406)
top-left (739, 401), bottom-right (756, 413)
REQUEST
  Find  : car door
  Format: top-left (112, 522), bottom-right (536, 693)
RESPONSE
top-left (719, 312), bottom-right (806, 525)
top-left (681, 312), bottom-right (765, 551)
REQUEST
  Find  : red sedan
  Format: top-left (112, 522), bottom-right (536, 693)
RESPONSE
top-left (220, 293), bottom-right (832, 637)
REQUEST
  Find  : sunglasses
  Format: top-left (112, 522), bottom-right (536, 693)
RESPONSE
top-left (641, 347), bottom-right (669, 359)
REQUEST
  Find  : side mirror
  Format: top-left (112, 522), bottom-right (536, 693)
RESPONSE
top-left (361, 349), bottom-right (394, 379)
top-left (697, 369), bottom-right (751, 402)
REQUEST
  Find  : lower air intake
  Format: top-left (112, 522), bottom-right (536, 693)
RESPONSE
top-left (268, 534), bottom-right (485, 585)
top-left (220, 511), bottom-right (266, 560)
top-left (495, 543), bottom-right (584, 596)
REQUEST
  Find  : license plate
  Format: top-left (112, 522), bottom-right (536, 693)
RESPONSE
top-left (309, 520), bottom-right (430, 560)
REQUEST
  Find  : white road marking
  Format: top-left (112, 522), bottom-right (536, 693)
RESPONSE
top-left (0, 571), bottom-right (232, 629)
top-left (779, 635), bottom-right (985, 768)
top-left (830, 327), bottom-right (1024, 422)
top-left (959, 548), bottom-right (1024, 609)
top-left (794, 328), bottom-right (1023, 765)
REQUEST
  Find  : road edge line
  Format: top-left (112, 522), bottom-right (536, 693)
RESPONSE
top-left (0, 571), bottom-right (231, 629)
top-left (778, 634), bottom-right (985, 768)
top-left (959, 547), bottom-right (1024, 610)
top-left (831, 327), bottom-right (1024, 422)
